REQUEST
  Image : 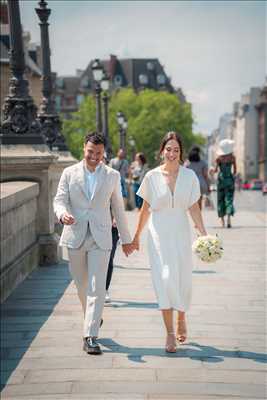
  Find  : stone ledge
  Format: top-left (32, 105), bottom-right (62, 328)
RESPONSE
top-left (0, 181), bottom-right (39, 215)
top-left (0, 241), bottom-right (39, 303)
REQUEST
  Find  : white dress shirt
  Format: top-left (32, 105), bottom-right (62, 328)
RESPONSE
top-left (84, 162), bottom-right (102, 199)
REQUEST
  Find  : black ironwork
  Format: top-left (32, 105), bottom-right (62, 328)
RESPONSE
top-left (119, 126), bottom-right (125, 151)
top-left (117, 111), bottom-right (127, 151)
top-left (0, 0), bottom-right (45, 144)
top-left (95, 82), bottom-right (102, 134)
top-left (35, 0), bottom-right (68, 150)
top-left (102, 91), bottom-right (112, 160)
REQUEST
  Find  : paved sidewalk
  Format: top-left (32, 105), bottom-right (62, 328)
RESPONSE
top-left (1, 192), bottom-right (266, 399)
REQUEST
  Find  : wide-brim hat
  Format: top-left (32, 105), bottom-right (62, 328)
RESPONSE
top-left (217, 139), bottom-right (235, 156)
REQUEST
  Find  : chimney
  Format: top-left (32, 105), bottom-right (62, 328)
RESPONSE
top-left (108, 54), bottom-right (117, 80)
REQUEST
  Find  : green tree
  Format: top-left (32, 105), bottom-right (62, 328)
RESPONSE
top-left (63, 88), bottom-right (205, 165)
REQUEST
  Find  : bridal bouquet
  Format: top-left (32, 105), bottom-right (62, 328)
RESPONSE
top-left (192, 235), bottom-right (223, 263)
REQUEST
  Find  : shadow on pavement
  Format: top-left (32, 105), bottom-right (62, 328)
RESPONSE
top-left (208, 225), bottom-right (266, 229)
top-left (110, 300), bottom-right (158, 309)
top-left (99, 338), bottom-right (267, 364)
top-left (1, 263), bottom-right (72, 391)
top-left (115, 264), bottom-right (149, 271)
top-left (193, 270), bottom-right (216, 274)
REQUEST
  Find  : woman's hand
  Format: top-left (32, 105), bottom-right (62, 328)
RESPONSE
top-left (132, 235), bottom-right (140, 251)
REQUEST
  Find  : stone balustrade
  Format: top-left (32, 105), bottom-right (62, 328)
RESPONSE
top-left (0, 181), bottom-right (39, 303)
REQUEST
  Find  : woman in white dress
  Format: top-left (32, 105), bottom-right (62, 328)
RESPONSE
top-left (131, 132), bottom-right (208, 353)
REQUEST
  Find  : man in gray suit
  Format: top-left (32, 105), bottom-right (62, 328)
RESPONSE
top-left (54, 132), bottom-right (132, 355)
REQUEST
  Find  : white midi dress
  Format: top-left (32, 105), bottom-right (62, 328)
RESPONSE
top-left (137, 166), bottom-right (200, 311)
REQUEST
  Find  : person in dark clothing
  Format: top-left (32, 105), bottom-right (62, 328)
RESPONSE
top-left (214, 139), bottom-right (237, 228)
top-left (105, 219), bottom-right (119, 303)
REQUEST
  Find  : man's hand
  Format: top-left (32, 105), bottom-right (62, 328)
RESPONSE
top-left (61, 212), bottom-right (75, 225)
top-left (122, 243), bottom-right (134, 257)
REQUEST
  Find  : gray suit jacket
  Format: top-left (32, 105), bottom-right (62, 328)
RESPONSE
top-left (53, 160), bottom-right (132, 250)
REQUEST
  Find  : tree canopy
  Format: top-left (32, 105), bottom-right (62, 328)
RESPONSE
top-left (63, 88), bottom-right (205, 166)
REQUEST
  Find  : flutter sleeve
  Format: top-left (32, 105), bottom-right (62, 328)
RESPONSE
top-left (188, 170), bottom-right (201, 208)
top-left (136, 173), bottom-right (152, 205)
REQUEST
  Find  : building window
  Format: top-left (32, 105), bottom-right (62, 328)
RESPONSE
top-left (81, 76), bottom-right (89, 88)
top-left (114, 75), bottom-right (122, 86)
top-left (64, 96), bottom-right (75, 107)
top-left (242, 104), bottom-right (249, 113)
top-left (56, 77), bottom-right (64, 89)
top-left (139, 74), bottom-right (148, 85)
top-left (147, 61), bottom-right (155, 71)
top-left (55, 95), bottom-right (61, 111)
top-left (157, 74), bottom-right (166, 85)
top-left (77, 94), bottom-right (84, 105)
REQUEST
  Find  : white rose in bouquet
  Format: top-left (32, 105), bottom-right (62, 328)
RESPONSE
top-left (192, 235), bottom-right (223, 263)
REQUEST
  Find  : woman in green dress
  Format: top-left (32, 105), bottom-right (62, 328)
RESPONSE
top-left (214, 139), bottom-right (237, 228)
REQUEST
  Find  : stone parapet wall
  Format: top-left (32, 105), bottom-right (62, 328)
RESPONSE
top-left (0, 181), bottom-right (39, 303)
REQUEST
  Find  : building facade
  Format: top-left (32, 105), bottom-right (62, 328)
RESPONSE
top-left (54, 54), bottom-right (186, 118)
top-left (233, 87), bottom-right (261, 180)
top-left (208, 86), bottom-right (262, 180)
top-left (256, 85), bottom-right (267, 181)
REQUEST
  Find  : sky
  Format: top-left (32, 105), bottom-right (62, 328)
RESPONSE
top-left (20, 0), bottom-right (266, 136)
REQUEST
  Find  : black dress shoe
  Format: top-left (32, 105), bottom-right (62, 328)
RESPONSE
top-left (83, 337), bottom-right (102, 355)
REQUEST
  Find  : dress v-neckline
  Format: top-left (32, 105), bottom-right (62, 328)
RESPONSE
top-left (158, 165), bottom-right (182, 196)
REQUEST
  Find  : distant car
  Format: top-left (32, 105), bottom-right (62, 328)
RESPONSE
top-left (262, 182), bottom-right (267, 195)
top-left (242, 181), bottom-right (251, 190)
top-left (250, 179), bottom-right (263, 190)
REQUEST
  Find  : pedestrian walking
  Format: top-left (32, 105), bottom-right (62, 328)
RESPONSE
top-left (131, 131), bottom-right (208, 353)
top-left (54, 132), bottom-right (132, 355)
top-left (185, 146), bottom-right (209, 210)
top-left (109, 149), bottom-right (130, 209)
top-left (214, 139), bottom-right (237, 228)
top-left (130, 152), bottom-right (149, 210)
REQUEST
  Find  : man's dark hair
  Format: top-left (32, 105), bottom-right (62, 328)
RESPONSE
top-left (84, 132), bottom-right (106, 146)
top-left (188, 147), bottom-right (201, 162)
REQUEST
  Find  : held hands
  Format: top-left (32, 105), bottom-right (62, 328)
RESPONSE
top-left (122, 243), bottom-right (134, 257)
top-left (122, 236), bottom-right (140, 257)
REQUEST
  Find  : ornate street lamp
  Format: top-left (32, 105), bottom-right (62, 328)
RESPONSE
top-left (101, 71), bottom-right (112, 160)
top-left (122, 117), bottom-right (128, 151)
top-left (35, 0), bottom-right (68, 150)
top-left (0, 0), bottom-right (45, 144)
top-left (116, 111), bottom-right (127, 151)
top-left (129, 135), bottom-right (136, 161)
top-left (92, 59), bottom-right (104, 133)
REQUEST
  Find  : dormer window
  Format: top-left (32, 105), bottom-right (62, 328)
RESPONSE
top-left (56, 77), bottom-right (64, 89)
top-left (157, 74), bottom-right (166, 85)
top-left (81, 76), bottom-right (89, 88)
top-left (114, 75), bottom-right (122, 86)
top-left (147, 61), bottom-right (155, 71)
top-left (139, 74), bottom-right (148, 85)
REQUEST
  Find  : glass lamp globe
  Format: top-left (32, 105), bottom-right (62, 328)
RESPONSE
top-left (117, 111), bottom-right (124, 126)
top-left (101, 74), bottom-right (110, 91)
top-left (92, 59), bottom-right (104, 82)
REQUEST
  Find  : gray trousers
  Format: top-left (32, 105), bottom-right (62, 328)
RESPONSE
top-left (68, 226), bottom-right (110, 338)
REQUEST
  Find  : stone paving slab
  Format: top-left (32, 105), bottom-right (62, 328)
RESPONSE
top-left (1, 191), bottom-right (266, 399)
